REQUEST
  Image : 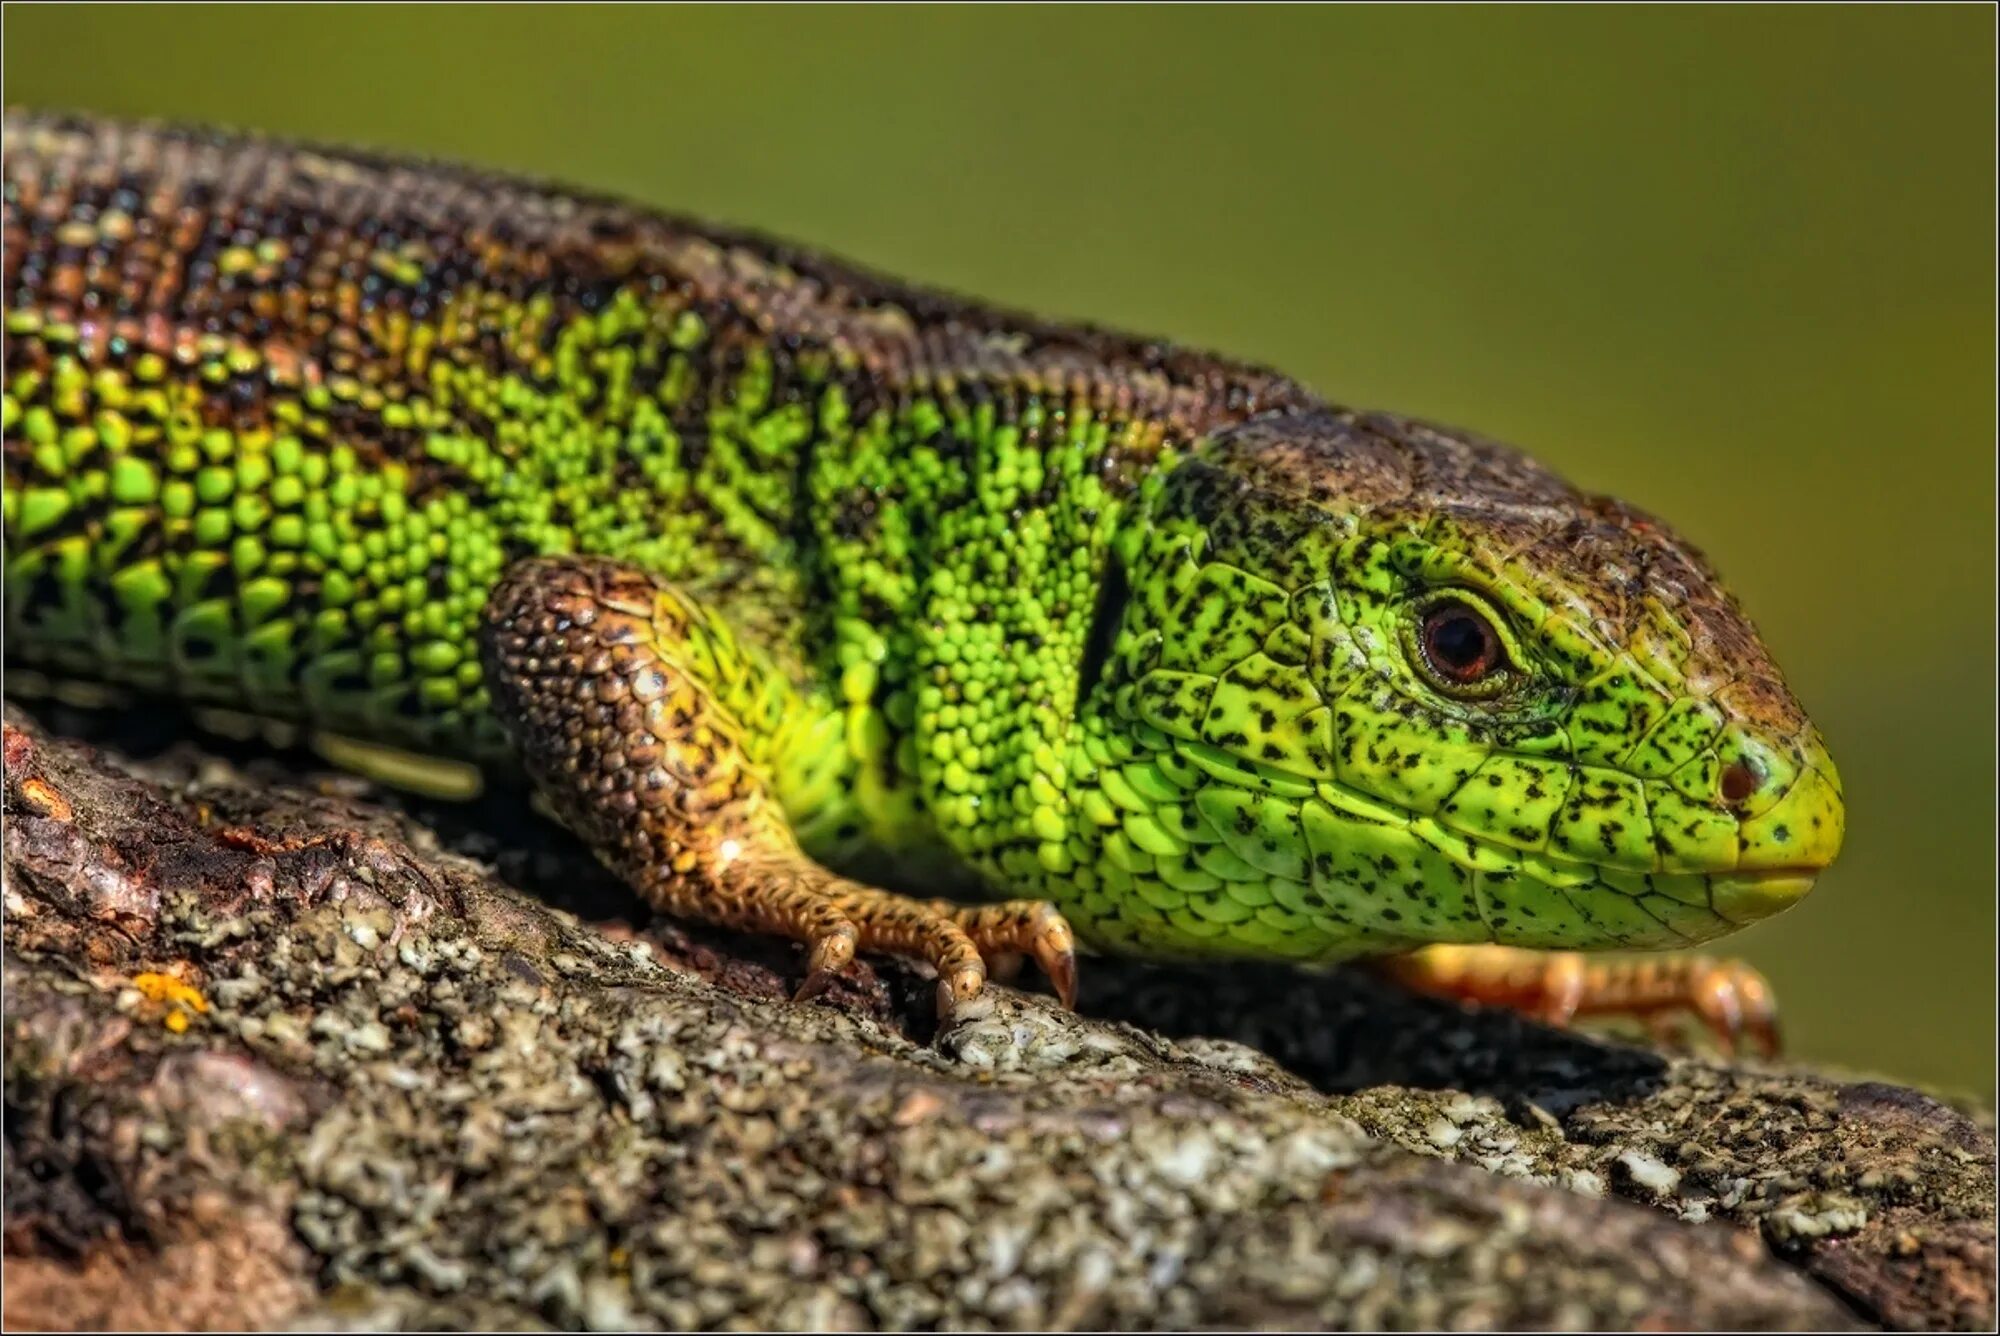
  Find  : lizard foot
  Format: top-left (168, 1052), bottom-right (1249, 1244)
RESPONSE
top-left (754, 880), bottom-right (1082, 1019)
top-left (817, 882), bottom-right (990, 1017)
top-left (1377, 943), bottom-right (1781, 1058)
top-left (932, 899), bottom-right (1078, 1010)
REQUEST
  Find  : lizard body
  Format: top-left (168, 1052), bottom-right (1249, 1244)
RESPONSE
top-left (2, 112), bottom-right (1844, 1032)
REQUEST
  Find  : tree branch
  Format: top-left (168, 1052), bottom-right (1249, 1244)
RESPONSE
top-left (3, 707), bottom-right (1990, 1330)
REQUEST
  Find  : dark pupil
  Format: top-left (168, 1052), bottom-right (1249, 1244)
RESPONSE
top-left (1427, 607), bottom-right (1494, 678)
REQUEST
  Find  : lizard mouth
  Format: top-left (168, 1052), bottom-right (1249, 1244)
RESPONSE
top-left (1709, 866), bottom-right (1823, 926)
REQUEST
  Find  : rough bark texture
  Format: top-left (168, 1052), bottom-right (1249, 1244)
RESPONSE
top-left (3, 703), bottom-right (1992, 1332)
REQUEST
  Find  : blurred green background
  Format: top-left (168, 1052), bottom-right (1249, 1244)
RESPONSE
top-left (6, 6), bottom-right (1993, 1094)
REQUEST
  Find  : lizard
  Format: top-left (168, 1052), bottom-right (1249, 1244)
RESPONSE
top-left (1, 111), bottom-right (1845, 1050)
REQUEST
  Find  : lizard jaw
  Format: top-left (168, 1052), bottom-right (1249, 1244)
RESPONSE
top-left (1710, 868), bottom-right (1822, 926)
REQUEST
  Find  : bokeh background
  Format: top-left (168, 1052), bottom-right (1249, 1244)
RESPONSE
top-left (5, 6), bottom-right (1992, 1094)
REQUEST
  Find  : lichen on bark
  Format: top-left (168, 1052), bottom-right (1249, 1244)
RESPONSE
top-left (3, 705), bottom-right (1991, 1331)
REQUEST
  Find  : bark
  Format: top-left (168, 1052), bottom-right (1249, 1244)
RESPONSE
top-left (3, 704), bottom-right (1991, 1331)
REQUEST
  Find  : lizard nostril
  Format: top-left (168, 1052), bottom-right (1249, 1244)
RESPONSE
top-left (1720, 760), bottom-right (1761, 805)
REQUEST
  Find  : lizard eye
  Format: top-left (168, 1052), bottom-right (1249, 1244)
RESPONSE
top-left (1417, 598), bottom-right (1507, 690)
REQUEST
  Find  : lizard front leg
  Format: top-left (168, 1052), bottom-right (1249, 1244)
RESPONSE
top-left (479, 556), bottom-right (1076, 1018)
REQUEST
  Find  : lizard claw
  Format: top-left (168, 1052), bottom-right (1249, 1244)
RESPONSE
top-left (793, 922), bottom-right (857, 1003)
top-left (1029, 910), bottom-right (1079, 1011)
top-left (936, 961), bottom-right (987, 1024)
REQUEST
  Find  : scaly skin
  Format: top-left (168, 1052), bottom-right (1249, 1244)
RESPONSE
top-left (2, 112), bottom-right (1844, 1029)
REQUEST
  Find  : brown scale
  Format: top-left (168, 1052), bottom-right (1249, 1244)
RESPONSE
top-left (3, 111), bottom-right (1311, 449)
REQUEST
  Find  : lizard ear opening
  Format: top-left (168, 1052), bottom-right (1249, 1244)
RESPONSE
top-left (1075, 551), bottom-right (1129, 712)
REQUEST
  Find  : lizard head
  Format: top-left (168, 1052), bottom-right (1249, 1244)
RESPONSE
top-left (1071, 408), bottom-right (1842, 961)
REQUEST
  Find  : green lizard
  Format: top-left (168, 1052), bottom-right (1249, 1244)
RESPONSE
top-left (2, 112), bottom-right (1844, 1048)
